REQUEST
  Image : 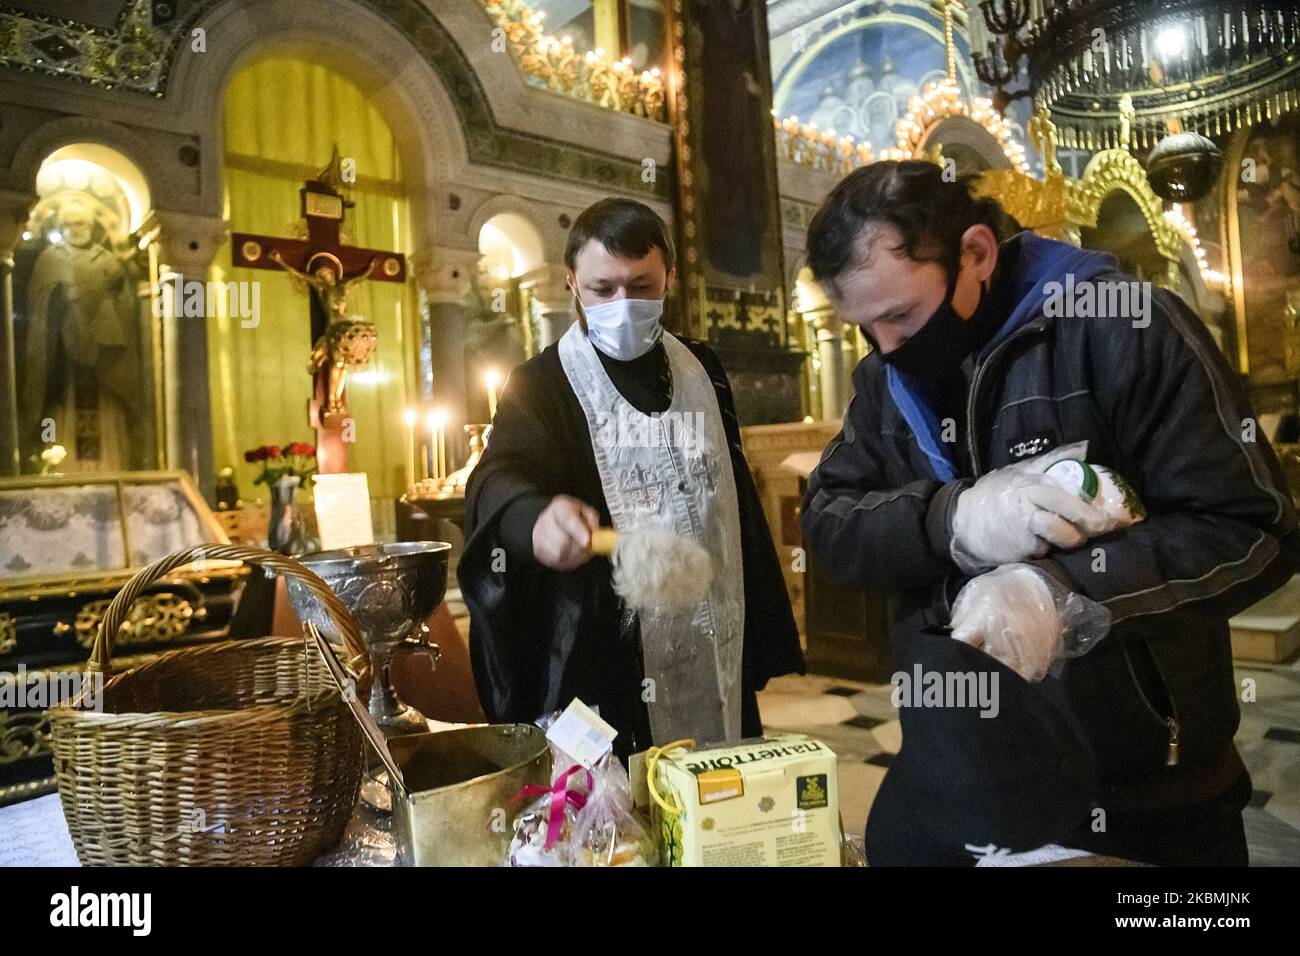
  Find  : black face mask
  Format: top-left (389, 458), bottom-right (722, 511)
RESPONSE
top-left (874, 274), bottom-right (986, 381)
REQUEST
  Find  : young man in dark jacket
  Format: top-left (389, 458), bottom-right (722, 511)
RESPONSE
top-left (801, 160), bottom-right (1299, 865)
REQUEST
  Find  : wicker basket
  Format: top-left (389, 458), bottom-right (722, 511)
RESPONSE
top-left (48, 544), bottom-right (373, 866)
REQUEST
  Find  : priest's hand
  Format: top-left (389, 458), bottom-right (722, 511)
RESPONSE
top-left (532, 495), bottom-right (601, 570)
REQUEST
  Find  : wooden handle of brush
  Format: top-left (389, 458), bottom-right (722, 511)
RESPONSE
top-left (590, 527), bottom-right (618, 556)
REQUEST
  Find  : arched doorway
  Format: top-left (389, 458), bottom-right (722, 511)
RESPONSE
top-left (9, 144), bottom-right (160, 473)
top-left (1081, 190), bottom-right (1166, 284)
top-left (465, 212), bottom-right (546, 419)
top-left (212, 54), bottom-right (419, 501)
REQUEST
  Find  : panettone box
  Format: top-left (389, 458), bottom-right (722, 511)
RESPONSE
top-left (637, 733), bottom-right (840, 867)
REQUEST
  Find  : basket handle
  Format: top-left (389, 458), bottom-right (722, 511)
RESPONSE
top-left (87, 544), bottom-right (369, 677)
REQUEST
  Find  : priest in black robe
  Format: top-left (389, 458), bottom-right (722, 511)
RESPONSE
top-left (459, 198), bottom-right (804, 761)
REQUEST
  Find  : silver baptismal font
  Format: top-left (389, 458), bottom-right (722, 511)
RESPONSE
top-left (287, 541), bottom-right (451, 737)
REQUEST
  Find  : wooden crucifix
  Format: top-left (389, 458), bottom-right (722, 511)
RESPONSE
top-left (230, 146), bottom-right (406, 474)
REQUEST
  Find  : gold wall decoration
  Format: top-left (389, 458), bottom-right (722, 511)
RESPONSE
top-left (883, 78), bottom-right (1029, 175)
top-left (1069, 148), bottom-right (1185, 266)
top-left (0, 612), bottom-right (15, 655)
top-left (773, 114), bottom-right (873, 175)
top-left (482, 1), bottom-right (667, 121)
top-left (0, 711), bottom-right (48, 765)
top-left (69, 592), bottom-right (203, 650)
top-left (975, 168), bottom-right (1069, 236)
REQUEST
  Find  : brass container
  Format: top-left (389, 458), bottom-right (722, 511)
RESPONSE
top-left (306, 621), bottom-right (551, 866)
top-left (386, 725), bottom-right (551, 867)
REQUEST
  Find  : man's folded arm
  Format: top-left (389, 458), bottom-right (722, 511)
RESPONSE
top-left (801, 390), bottom-right (959, 590)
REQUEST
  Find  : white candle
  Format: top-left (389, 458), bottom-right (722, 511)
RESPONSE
top-left (434, 407), bottom-right (448, 481)
top-left (403, 408), bottom-right (417, 491)
top-left (424, 410), bottom-right (438, 481)
top-left (484, 368), bottom-right (502, 420)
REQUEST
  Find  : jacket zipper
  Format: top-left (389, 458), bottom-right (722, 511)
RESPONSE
top-left (1146, 644), bottom-right (1182, 766)
top-left (968, 321), bottom-right (1184, 767)
top-left (953, 324), bottom-right (1045, 611)
top-left (965, 321), bottom-right (1045, 478)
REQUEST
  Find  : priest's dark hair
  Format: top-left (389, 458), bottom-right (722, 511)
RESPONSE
top-left (565, 197), bottom-right (676, 274)
top-left (806, 159), bottom-right (1009, 297)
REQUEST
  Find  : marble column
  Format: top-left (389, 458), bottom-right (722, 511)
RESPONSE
top-left (409, 245), bottom-right (480, 470)
top-left (519, 263), bottom-right (576, 350)
top-left (815, 313), bottom-right (847, 420)
top-left (0, 190), bottom-right (35, 476)
top-left (155, 210), bottom-right (228, 503)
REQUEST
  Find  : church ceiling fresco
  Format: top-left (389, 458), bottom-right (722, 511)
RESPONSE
top-left (773, 8), bottom-right (971, 154)
top-left (0, 0), bottom-right (669, 199)
top-left (770, 1), bottom-right (1036, 173)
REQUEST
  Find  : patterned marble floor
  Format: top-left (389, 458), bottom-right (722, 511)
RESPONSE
top-left (757, 660), bottom-right (1300, 866)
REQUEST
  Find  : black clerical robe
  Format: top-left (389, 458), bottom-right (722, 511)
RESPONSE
top-left (459, 337), bottom-right (804, 760)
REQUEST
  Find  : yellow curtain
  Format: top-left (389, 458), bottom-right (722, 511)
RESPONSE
top-left (209, 56), bottom-right (417, 499)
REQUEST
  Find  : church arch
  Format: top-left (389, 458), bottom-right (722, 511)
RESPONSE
top-left (10, 142), bottom-right (162, 472)
top-left (10, 118), bottom-right (164, 216)
top-left (470, 196), bottom-right (554, 273)
top-left (168, 0), bottom-right (467, 250)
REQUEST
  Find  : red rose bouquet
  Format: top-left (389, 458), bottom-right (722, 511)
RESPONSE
top-left (243, 441), bottom-right (318, 485)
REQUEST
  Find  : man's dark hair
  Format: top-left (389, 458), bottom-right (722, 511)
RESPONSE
top-left (565, 197), bottom-right (676, 274)
top-left (806, 160), bottom-right (1008, 295)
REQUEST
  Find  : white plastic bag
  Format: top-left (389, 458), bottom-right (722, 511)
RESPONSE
top-left (570, 756), bottom-right (659, 867)
top-left (950, 563), bottom-right (1110, 682)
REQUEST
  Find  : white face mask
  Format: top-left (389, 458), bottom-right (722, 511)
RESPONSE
top-left (577, 295), bottom-right (665, 361)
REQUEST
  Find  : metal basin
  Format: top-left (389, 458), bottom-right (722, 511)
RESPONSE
top-left (387, 724), bottom-right (551, 866)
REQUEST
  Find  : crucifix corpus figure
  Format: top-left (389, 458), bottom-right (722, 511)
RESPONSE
top-left (230, 146), bottom-right (406, 473)
top-left (270, 248), bottom-right (378, 422)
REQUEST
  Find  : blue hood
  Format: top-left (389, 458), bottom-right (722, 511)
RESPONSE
top-left (886, 232), bottom-right (1118, 481)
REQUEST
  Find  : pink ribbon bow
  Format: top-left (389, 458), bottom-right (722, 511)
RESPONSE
top-left (513, 764), bottom-right (594, 849)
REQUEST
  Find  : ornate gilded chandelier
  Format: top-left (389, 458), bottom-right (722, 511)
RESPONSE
top-left (975, 1), bottom-right (1300, 150)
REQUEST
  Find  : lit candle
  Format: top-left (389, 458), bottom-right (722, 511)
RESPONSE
top-left (423, 409), bottom-right (437, 480)
top-left (403, 408), bottom-right (417, 492)
top-left (483, 368), bottom-right (501, 420)
top-left (434, 407), bottom-right (448, 481)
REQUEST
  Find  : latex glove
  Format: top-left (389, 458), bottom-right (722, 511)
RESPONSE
top-left (949, 564), bottom-right (1111, 682)
top-left (950, 442), bottom-right (1109, 574)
